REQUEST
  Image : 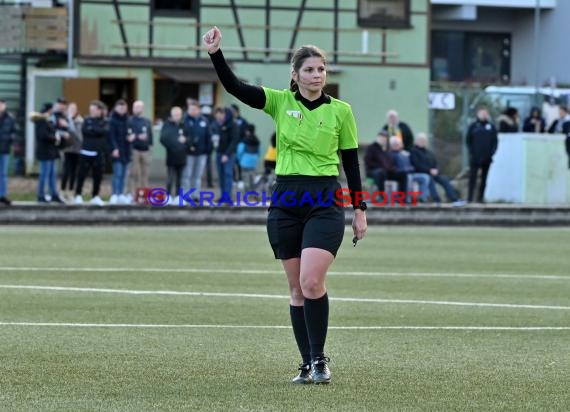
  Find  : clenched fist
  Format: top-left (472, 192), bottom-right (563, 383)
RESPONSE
top-left (202, 26), bottom-right (222, 54)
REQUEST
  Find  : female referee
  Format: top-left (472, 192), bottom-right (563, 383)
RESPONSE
top-left (203, 26), bottom-right (367, 385)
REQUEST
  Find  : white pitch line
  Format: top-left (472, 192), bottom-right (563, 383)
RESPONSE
top-left (1, 284), bottom-right (569, 311)
top-left (0, 266), bottom-right (567, 281)
top-left (0, 322), bottom-right (569, 331)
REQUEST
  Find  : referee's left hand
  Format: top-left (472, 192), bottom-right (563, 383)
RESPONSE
top-left (352, 209), bottom-right (367, 241)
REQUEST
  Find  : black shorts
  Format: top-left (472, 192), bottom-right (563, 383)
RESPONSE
top-left (267, 175), bottom-right (346, 260)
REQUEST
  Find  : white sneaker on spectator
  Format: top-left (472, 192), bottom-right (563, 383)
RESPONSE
top-left (125, 193), bottom-right (133, 204)
top-left (74, 195), bottom-right (83, 204)
top-left (110, 194), bottom-right (119, 204)
top-left (90, 196), bottom-right (104, 206)
top-left (452, 199), bottom-right (466, 207)
top-left (237, 180), bottom-right (245, 190)
top-left (118, 194), bottom-right (128, 204)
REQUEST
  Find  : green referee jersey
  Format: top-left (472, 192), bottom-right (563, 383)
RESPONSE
top-left (262, 87), bottom-right (359, 176)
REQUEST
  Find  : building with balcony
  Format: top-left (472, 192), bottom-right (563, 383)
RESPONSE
top-left (0, 0), bottom-right (432, 175)
top-left (431, 0), bottom-right (568, 86)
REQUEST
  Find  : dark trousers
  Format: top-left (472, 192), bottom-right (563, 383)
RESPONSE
top-left (428, 174), bottom-right (458, 202)
top-left (566, 136), bottom-right (570, 169)
top-left (234, 159), bottom-right (242, 182)
top-left (61, 152), bottom-right (80, 191)
top-left (75, 154), bottom-right (104, 197)
top-left (367, 168), bottom-right (408, 193)
top-left (468, 161), bottom-right (491, 202)
top-left (264, 160), bottom-right (276, 176)
top-left (205, 153), bottom-right (213, 188)
top-left (166, 165), bottom-right (184, 197)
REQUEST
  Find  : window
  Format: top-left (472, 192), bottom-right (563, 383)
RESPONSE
top-left (154, 79), bottom-right (200, 121)
top-left (431, 31), bottom-right (511, 83)
top-left (357, 0), bottom-right (410, 28)
top-left (151, 0), bottom-right (199, 18)
top-left (99, 78), bottom-right (136, 112)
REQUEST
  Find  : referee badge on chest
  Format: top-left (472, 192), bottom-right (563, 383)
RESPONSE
top-left (286, 110), bottom-right (303, 125)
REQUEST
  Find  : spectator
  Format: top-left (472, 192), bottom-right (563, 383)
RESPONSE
top-left (183, 99), bottom-right (211, 198)
top-left (410, 133), bottom-right (465, 206)
top-left (522, 107), bottom-right (546, 133)
top-left (60, 102), bottom-right (83, 201)
top-left (74, 100), bottom-right (109, 206)
top-left (466, 106), bottom-right (498, 203)
top-left (566, 130), bottom-right (570, 169)
top-left (230, 103), bottom-right (249, 188)
top-left (211, 106), bottom-right (239, 200)
top-left (0, 99), bottom-right (16, 205)
top-left (547, 105), bottom-right (570, 134)
top-left (201, 104), bottom-right (215, 188)
top-left (389, 136), bottom-right (430, 203)
top-left (382, 110), bottom-right (414, 151)
top-left (254, 132), bottom-right (277, 192)
top-left (547, 105), bottom-right (570, 167)
top-left (52, 97), bottom-right (69, 137)
top-left (31, 103), bottom-right (68, 203)
top-left (129, 100), bottom-right (153, 200)
top-left (364, 131), bottom-right (407, 195)
top-left (108, 100), bottom-right (134, 204)
top-left (263, 132), bottom-right (277, 175)
top-left (236, 124), bottom-right (260, 191)
top-left (160, 106), bottom-right (187, 204)
top-left (498, 107), bottom-right (519, 133)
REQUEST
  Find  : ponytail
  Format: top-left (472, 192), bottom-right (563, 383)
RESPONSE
top-left (289, 78), bottom-right (299, 92)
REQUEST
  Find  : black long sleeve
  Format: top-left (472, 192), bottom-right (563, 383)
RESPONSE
top-left (340, 148), bottom-right (363, 208)
top-left (209, 50), bottom-right (266, 110)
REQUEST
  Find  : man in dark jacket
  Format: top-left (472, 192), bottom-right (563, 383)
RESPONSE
top-left (230, 103), bottom-right (249, 188)
top-left (0, 99), bottom-right (16, 205)
top-left (32, 103), bottom-right (68, 203)
top-left (74, 100), bottom-right (109, 206)
top-left (563, 120), bottom-right (570, 169)
top-left (390, 137), bottom-right (430, 203)
top-left (382, 110), bottom-right (414, 151)
top-left (410, 133), bottom-right (465, 206)
top-left (109, 99), bottom-right (134, 204)
top-left (160, 106), bottom-right (187, 204)
top-left (52, 97), bottom-right (69, 138)
top-left (466, 107), bottom-right (498, 203)
top-left (183, 99), bottom-right (211, 197)
top-left (211, 106), bottom-right (239, 200)
top-left (546, 105), bottom-right (570, 168)
top-left (129, 100), bottom-right (153, 198)
top-left (364, 131), bottom-right (407, 194)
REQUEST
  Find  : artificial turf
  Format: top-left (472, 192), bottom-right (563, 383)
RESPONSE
top-left (0, 226), bottom-right (569, 411)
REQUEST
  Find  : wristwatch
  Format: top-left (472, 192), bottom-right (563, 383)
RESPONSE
top-left (354, 201), bottom-right (367, 211)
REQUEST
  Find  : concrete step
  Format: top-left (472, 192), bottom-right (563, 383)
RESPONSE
top-left (1, 203), bottom-right (569, 226)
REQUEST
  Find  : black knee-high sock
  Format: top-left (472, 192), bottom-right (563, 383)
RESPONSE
top-left (290, 305), bottom-right (311, 364)
top-left (304, 293), bottom-right (329, 360)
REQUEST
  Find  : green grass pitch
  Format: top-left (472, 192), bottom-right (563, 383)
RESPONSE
top-left (0, 226), bottom-right (569, 411)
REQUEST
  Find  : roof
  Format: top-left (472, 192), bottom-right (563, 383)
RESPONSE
top-left (484, 86), bottom-right (570, 98)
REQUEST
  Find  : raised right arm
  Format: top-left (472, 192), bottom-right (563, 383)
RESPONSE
top-left (203, 26), bottom-right (266, 110)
